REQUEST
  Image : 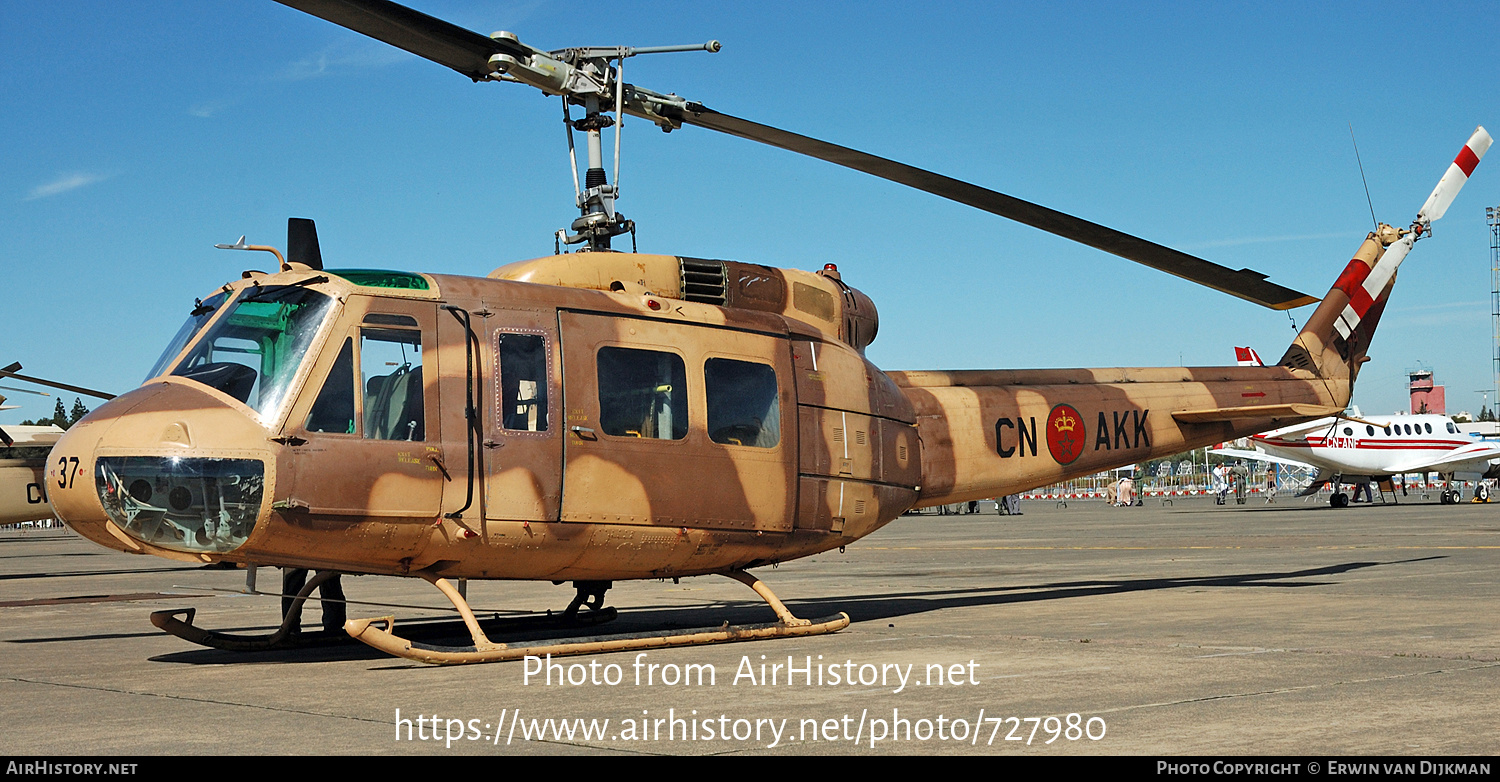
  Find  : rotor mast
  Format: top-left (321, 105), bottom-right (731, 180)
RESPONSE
top-left (487, 33), bottom-right (720, 251)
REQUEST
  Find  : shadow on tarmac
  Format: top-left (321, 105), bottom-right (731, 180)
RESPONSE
top-left (116, 557), bottom-right (1442, 667)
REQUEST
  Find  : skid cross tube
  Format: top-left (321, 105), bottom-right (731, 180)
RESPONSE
top-left (344, 570), bottom-right (850, 665)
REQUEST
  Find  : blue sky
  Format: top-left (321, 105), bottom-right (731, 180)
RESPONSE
top-left (4, 1), bottom-right (1498, 424)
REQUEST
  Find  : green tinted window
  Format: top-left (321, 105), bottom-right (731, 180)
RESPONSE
top-left (172, 286), bottom-right (334, 420)
top-left (326, 269), bottom-right (431, 290)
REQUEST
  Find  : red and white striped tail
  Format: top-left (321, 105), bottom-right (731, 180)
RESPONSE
top-left (1234, 346), bottom-right (1264, 366)
top-left (1332, 126), bottom-right (1489, 340)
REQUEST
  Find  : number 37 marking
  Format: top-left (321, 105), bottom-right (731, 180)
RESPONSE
top-left (56, 456), bottom-right (79, 490)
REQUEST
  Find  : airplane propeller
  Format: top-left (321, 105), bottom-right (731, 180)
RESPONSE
top-left (272, 0), bottom-right (1317, 310)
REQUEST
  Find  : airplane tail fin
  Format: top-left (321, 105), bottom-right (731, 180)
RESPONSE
top-left (1234, 346), bottom-right (1264, 367)
top-left (1277, 126), bottom-right (1491, 400)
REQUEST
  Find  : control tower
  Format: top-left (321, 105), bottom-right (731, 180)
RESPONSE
top-left (1409, 368), bottom-right (1446, 415)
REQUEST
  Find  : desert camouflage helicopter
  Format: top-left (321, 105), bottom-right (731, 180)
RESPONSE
top-left (46, 0), bottom-right (1489, 664)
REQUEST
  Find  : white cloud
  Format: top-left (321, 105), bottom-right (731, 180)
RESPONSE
top-left (1388, 299), bottom-right (1488, 326)
top-left (25, 172), bottom-right (107, 201)
top-left (279, 42), bottom-right (412, 81)
top-left (188, 99), bottom-right (235, 118)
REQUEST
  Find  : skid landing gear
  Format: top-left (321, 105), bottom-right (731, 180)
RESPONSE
top-left (345, 570), bottom-right (850, 665)
top-left (149, 571), bottom-right (618, 653)
top-left (151, 569), bottom-right (347, 651)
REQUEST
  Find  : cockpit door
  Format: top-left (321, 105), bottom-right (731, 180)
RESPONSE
top-left (284, 299), bottom-right (444, 521)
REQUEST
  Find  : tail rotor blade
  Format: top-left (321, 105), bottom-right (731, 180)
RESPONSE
top-left (1416, 126), bottom-right (1491, 224)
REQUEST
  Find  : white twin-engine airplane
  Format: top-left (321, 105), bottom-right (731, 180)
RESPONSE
top-left (1215, 412), bottom-right (1500, 507)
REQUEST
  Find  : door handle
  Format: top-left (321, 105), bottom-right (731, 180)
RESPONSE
top-left (570, 426), bottom-right (597, 441)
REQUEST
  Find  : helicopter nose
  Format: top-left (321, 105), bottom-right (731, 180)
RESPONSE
top-left (49, 381), bottom-right (275, 560)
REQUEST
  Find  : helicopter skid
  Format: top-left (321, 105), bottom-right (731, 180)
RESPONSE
top-left (343, 570), bottom-right (850, 665)
top-left (150, 607), bottom-right (357, 651)
top-left (149, 567), bottom-right (348, 651)
top-left (149, 604), bottom-right (623, 653)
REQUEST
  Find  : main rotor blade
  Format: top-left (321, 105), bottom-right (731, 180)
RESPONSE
top-left (271, 0), bottom-right (1315, 310)
top-left (272, 0), bottom-right (527, 80)
top-left (0, 369), bottom-right (114, 401)
top-left (665, 105), bottom-right (1316, 310)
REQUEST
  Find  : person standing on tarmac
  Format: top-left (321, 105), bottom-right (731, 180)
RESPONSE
top-left (1230, 461), bottom-right (1250, 505)
top-left (282, 568), bottom-right (347, 634)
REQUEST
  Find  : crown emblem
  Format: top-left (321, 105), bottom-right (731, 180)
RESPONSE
top-left (1053, 413), bottom-right (1077, 432)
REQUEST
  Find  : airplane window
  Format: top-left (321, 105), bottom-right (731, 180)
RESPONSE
top-left (305, 338), bottom-right (355, 434)
top-left (705, 358), bottom-right (780, 448)
top-left (1404, 424), bottom-right (1412, 435)
top-left (497, 333), bottom-right (549, 432)
top-left (1448, 423), bottom-right (1459, 434)
top-left (597, 347), bottom-right (687, 440)
top-left (1342, 427), bottom-right (1352, 436)
top-left (1366, 425), bottom-right (1375, 436)
top-left (1424, 423), bottom-right (1432, 434)
top-left (1384, 426), bottom-right (1392, 436)
top-left (361, 328), bottom-right (424, 441)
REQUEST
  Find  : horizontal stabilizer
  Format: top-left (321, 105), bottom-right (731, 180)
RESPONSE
top-left (1208, 447), bottom-right (1316, 470)
top-left (1172, 403), bottom-right (1342, 424)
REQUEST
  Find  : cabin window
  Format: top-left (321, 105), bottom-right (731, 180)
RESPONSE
top-left (1448, 422), bottom-right (1459, 434)
top-left (305, 338), bottom-right (355, 434)
top-left (1384, 426), bottom-right (1392, 436)
top-left (497, 332), bottom-right (549, 432)
top-left (1424, 423), bottom-right (1432, 434)
top-left (704, 358), bottom-right (780, 448)
top-left (1342, 427), bottom-right (1352, 436)
top-left (172, 286), bottom-right (335, 421)
top-left (361, 328), bottom-right (424, 440)
top-left (1404, 424), bottom-right (1412, 435)
top-left (597, 347), bottom-right (687, 440)
top-left (1366, 425), bottom-right (1375, 436)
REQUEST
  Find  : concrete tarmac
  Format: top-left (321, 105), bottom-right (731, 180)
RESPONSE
top-left (2, 494), bottom-right (1496, 756)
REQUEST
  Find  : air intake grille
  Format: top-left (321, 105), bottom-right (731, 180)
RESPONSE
top-left (680, 257), bottom-right (727, 305)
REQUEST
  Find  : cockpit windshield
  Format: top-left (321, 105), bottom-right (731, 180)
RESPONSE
top-left (170, 285), bottom-right (336, 421)
top-left (144, 291), bottom-right (230, 383)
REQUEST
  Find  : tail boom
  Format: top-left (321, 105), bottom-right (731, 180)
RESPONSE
top-left (890, 366), bottom-right (1345, 505)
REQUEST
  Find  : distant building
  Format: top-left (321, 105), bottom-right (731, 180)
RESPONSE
top-left (1409, 369), bottom-right (1445, 415)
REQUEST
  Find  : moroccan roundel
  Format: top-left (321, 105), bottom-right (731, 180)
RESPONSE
top-left (1046, 404), bottom-right (1085, 465)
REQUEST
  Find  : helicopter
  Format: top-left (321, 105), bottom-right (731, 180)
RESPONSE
top-left (44, 0), bottom-right (1489, 664)
top-left (0, 364), bottom-right (114, 527)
